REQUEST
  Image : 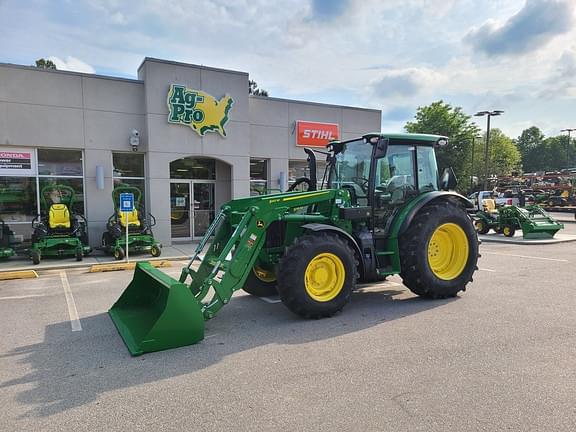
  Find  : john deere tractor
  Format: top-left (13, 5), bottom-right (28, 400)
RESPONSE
top-left (30, 184), bottom-right (91, 264)
top-left (101, 185), bottom-right (161, 260)
top-left (110, 133), bottom-right (479, 356)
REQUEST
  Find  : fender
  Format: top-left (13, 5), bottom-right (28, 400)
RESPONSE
top-left (390, 191), bottom-right (473, 239)
top-left (301, 223), bottom-right (363, 268)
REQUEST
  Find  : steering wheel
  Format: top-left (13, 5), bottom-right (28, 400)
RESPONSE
top-left (351, 177), bottom-right (369, 193)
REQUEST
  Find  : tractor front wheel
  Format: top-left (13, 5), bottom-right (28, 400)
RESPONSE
top-left (114, 247), bottom-right (125, 260)
top-left (31, 250), bottom-right (41, 265)
top-left (277, 233), bottom-right (356, 318)
top-left (150, 244), bottom-right (162, 257)
top-left (474, 219), bottom-right (489, 235)
top-left (242, 265), bottom-right (278, 297)
top-left (399, 202), bottom-right (478, 299)
top-left (502, 225), bottom-right (516, 237)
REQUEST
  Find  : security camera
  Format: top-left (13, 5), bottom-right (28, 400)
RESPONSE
top-left (129, 129), bottom-right (140, 152)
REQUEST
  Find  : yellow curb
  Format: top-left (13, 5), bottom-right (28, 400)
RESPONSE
top-left (89, 260), bottom-right (172, 273)
top-left (0, 270), bottom-right (39, 281)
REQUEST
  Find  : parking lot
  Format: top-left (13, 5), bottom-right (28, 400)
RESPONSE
top-left (1, 223), bottom-right (575, 431)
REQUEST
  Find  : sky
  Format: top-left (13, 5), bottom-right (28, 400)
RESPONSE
top-left (0, 0), bottom-right (575, 138)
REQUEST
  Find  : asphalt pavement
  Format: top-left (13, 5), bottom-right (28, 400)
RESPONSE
top-left (1, 230), bottom-right (575, 431)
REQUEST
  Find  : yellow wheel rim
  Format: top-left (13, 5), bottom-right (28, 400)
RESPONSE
top-left (474, 221), bottom-right (483, 232)
top-left (503, 227), bottom-right (511, 236)
top-left (253, 265), bottom-right (276, 283)
top-left (427, 223), bottom-right (469, 281)
top-left (304, 253), bottom-right (345, 302)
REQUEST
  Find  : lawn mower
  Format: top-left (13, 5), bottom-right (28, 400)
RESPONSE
top-left (0, 218), bottom-right (15, 259)
top-left (30, 184), bottom-right (91, 264)
top-left (101, 185), bottom-right (161, 260)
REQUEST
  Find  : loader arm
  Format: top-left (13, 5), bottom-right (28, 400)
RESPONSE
top-left (109, 188), bottom-right (349, 355)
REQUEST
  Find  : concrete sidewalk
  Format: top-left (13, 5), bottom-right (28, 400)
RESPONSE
top-left (0, 242), bottom-right (199, 273)
top-left (479, 231), bottom-right (576, 245)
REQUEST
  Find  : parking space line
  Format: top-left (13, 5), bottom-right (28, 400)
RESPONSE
top-left (60, 271), bottom-right (82, 332)
top-left (481, 251), bottom-right (568, 262)
top-left (0, 294), bottom-right (45, 300)
top-left (478, 268), bottom-right (496, 272)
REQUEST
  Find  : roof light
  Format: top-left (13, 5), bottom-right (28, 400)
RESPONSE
top-left (437, 138), bottom-right (448, 147)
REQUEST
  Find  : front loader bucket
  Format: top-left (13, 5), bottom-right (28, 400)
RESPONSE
top-left (522, 222), bottom-right (562, 239)
top-left (109, 262), bottom-right (205, 356)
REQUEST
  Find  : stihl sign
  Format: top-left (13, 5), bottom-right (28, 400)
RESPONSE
top-left (296, 121), bottom-right (340, 147)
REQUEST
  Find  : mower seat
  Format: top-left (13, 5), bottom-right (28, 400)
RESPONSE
top-left (49, 204), bottom-right (71, 229)
top-left (119, 210), bottom-right (141, 228)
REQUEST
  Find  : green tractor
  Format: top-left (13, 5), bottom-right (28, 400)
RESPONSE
top-left (109, 133), bottom-right (479, 355)
top-left (30, 184), bottom-right (91, 265)
top-left (0, 218), bottom-right (15, 259)
top-left (101, 185), bottom-right (162, 260)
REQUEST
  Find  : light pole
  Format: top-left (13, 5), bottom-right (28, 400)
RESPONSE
top-left (560, 128), bottom-right (575, 168)
top-left (475, 110), bottom-right (504, 190)
top-left (469, 135), bottom-right (481, 191)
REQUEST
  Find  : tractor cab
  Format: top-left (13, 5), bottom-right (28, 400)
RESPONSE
top-left (327, 133), bottom-right (451, 232)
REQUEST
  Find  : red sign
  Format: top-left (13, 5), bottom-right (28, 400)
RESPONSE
top-left (296, 121), bottom-right (340, 147)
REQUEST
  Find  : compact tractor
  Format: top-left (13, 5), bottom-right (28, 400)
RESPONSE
top-left (110, 133), bottom-right (479, 355)
top-left (30, 184), bottom-right (91, 264)
top-left (101, 185), bottom-right (162, 260)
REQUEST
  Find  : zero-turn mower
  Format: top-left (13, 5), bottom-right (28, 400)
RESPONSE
top-left (30, 184), bottom-right (91, 264)
top-left (101, 185), bottom-right (161, 260)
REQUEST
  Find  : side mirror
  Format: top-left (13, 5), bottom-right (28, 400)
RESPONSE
top-left (440, 167), bottom-right (458, 191)
top-left (373, 137), bottom-right (389, 158)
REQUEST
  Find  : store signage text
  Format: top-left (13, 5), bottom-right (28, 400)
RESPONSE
top-left (167, 84), bottom-right (234, 137)
top-left (296, 121), bottom-right (340, 147)
top-left (0, 148), bottom-right (36, 175)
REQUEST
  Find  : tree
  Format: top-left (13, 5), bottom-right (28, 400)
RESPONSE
top-left (474, 128), bottom-right (521, 178)
top-left (515, 127), bottom-right (545, 173)
top-left (515, 127), bottom-right (575, 172)
top-left (249, 80), bottom-right (269, 96)
top-left (404, 100), bottom-right (481, 191)
top-left (34, 58), bottom-right (57, 70)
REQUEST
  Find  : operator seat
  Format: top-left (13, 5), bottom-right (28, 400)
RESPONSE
top-left (48, 204), bottom-right (71, 230)
top-left (119, 209), bottom-right (141, 229)
top-left (482, 199), bottom-right (498, 219)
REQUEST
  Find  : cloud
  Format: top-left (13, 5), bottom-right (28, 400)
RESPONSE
top-left (48, 56), bottom-right (95, 73)
top-left (382, 106), bottom-right (415, 122)
top-left (539, 46), bottom-right (576, 97)
top-left (371, 68), bottom-right (444, 98)
top-left (466, 0), bottom-right (575, 57)
top-left (310, 0), bottom-right (349, 19)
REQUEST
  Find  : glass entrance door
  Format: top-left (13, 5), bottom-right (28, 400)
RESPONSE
top-left (170, 181), bottom-right (215, 240)
top-left (192, 183), bottom-right (215, 238)
top-left (170, 182), bottom-right (191, 239)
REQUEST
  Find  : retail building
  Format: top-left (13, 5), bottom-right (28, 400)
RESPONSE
top-left (0, 58), bottom-right (381, 246)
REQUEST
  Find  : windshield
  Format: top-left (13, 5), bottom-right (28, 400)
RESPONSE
top-left (332, 139), bottom-right (372, 192)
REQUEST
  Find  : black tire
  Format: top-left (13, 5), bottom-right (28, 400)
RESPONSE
top-left (399, 202), bottom-right (479, 299)
top-left (502, 225), bottom-right (515, 237)
top-left (474, 219), bottom-right (489, 235)
top-left (75, 249), bottom-right (83, 261)
top-left (31, 250), bottom-right (41, 265)
top-left (242, 265), bottom-right (278, 297)
top-left (277, 233), bottom-right (357, 319)
top-left (150, 244), bottom-right (162, 257)
top-left (493, 226), bottom-right (503, 234)
top-left (114, 247), bottom-right (125, 260)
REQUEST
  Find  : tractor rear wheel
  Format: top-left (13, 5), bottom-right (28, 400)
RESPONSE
top-left (399, 202), bottom-right (478, 299)
top-left (277, 233), bottom-right (356, 318)
top-left (242, 265), bottom-right (278, 297)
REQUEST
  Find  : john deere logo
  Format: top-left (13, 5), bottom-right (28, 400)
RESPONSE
top-left (167, 84), bottom-right (234, 137)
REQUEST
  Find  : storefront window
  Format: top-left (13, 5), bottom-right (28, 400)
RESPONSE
top-left (38, 149), bottom-right (83, 176)
top-left (0, 177), bottom-right (37, 222)
top-left (250, 159), bottom-right (268, 195)
top-left (113, 153), bottom-right (145, 178)
top-left (170, 158), bottom-right (216, 180)
top-left (113, 153), bottom-right (146, 209)
top-left (289, 160), bottom-right (328, 189)
top-left (39, 178), bottom-right (84, 215)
